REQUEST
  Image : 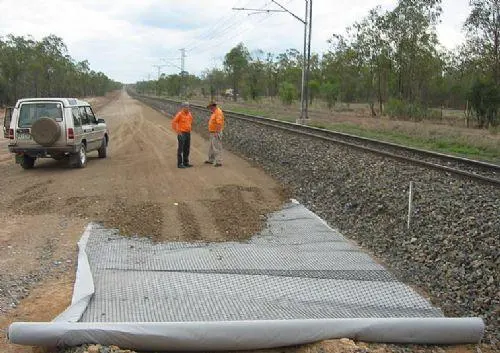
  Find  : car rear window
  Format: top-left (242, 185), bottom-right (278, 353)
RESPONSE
top-left (18, 102), bottom-right (63, 127)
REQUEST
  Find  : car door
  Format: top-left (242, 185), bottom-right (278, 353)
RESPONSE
top-left (78, 106), bottom-right (92, 149)
top-left (71, 107), bottom-right (84, 145)
top-left (3, 107), bottom-right (13, 138)
top-left (84, 106), bottom-right (102, 151)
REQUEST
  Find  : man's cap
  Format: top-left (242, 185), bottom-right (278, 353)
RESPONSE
top-left (181, 102), bottom-right (190, 108)
top-left (206, 101), bottom-right (217, 108)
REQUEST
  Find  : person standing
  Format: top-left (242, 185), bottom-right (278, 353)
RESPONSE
top-left (205, 101), bottom-right (224, 167)
top-left (171, 102), bottom-right (193, 168)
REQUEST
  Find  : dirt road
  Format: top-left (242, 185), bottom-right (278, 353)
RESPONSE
top-left (0, 91), bottom-right (286, 353)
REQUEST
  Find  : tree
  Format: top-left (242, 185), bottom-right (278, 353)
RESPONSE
top-left (321, 82), bottom-right (340, 110)
top-left (0, 34), bottom-right (120, 104)
top-left (276, 49), bottom-right (302, 92)
top-left (465, 0), bottom-right (500, 84)
top-left (245, 59), bottom-right (265, 100)
top-left (468, 77), bottom-right (500, 127)
top-left (264, 52), bottom-right (279, 97)
top-left (308, 80), bottom-right (321, 105)
top-left (202, 69), bottom-right (227, 100)
top-left (224, 43), bottom-right (250, 101)
top-left (351, 7), bottom-right (391, 114)
top-left (383, 0), bottom-right (443, 102)
top-left (323, 35), bottom-right (360, 103)
top-left (279, 82), bottom-right (297, 105)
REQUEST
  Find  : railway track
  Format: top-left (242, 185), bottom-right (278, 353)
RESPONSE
top-left (133, 93), bottom-right (500, 186)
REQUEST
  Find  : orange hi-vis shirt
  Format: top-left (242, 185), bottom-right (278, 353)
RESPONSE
top-left (171, 110), bottom-right (193, 133)
top-left (208, 107), bottom-right (224, 132)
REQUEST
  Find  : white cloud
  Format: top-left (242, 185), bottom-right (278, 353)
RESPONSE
top-left (0, 0), bottom-right (471, 83)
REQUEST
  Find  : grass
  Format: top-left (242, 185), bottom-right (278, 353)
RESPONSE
top-left (310, 121), bottom-right (500, 163)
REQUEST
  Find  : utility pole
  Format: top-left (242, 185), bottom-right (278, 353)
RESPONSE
top-left (301, 1), bottom-right (309, 124)
top-left (152, 64), bottom-right (168, 96)
top-left (180, 48), bottom-right (187, 98)
top-left (304, 0), bottom-right (312, 121)
top-left (233, 0), bottom-right (312, 124)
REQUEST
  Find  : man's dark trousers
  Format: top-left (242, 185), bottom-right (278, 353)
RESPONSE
top-left (177, 132), bottom-right (191, 166)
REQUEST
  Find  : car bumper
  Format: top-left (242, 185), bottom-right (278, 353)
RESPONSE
top-left (8, 144), bottom-right (80, 156)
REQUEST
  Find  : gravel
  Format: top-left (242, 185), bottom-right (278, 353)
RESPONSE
top-left (0, 240), bottom-right (74, 315)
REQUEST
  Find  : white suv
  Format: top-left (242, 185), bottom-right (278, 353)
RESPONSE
top-left (4, 98), bottom-right (109, 169)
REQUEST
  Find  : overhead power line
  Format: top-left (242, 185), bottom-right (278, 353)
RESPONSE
top-left (232, 7), bottom-right (285, 12)
top-left (188, 1), bottom-right (285, 56)
top-left (182, 0), bottom-right (256, 51)
top-left (185, 0), bottom-right (274, 53)
top-left (233, 0), bottom-right (313, 124)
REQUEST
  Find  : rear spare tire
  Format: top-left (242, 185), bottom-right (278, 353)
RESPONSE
top-left (31, 117), bottom-right (61, 146)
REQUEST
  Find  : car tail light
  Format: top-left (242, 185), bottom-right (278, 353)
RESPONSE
top-left (9, 128), bottom-right (14, 139)
top-left (67, 128), bottom-right (74, 139)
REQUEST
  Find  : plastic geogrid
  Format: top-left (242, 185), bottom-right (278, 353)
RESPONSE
top-left (80, 202), bottom-right (442, 323)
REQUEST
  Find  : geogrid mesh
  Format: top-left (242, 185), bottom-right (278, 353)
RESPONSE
top-left (80, 202), bottom-right (443, 323)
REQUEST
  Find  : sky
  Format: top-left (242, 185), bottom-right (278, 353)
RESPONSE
top-left (0, 0), bottom-right (471, 84)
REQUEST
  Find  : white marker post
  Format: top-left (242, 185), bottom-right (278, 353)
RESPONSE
top-left (407, 181), bottom-right (414, 230)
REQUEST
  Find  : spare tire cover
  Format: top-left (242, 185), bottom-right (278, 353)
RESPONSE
top-left (31, 117), bottom-right (61, 146)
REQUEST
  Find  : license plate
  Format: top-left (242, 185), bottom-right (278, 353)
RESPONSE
top-left (17, 133), bottom-right (31, 140)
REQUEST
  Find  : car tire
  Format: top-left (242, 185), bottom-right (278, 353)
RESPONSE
top-left (74, 144), bottom-right (87, 168)
top-left (98, 137), bottom-right (107, 158)
top-left (21, 155), bottom-right (35, 169)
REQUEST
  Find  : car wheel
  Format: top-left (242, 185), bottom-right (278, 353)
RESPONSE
top-left (75, 144), bottom-right (87, 168)
top-left (98, 137), bottom-right (107, 158)
top-left (21, 155), bottom-right (35, 169)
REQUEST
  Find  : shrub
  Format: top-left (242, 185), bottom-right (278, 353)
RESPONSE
top-left (279, 82), bottom-right (297, 105)
top-left (468, 78), bottom-right (499, 128)
top-left (385, 98), bottom-right (437, 121)
top-left (320, 82), bottom-right (340, 110)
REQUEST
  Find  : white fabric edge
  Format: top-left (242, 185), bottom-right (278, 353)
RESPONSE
top-left (8, 318), bottom-right (484, 351)
top-left (53, 223), bottom-right (95, 322)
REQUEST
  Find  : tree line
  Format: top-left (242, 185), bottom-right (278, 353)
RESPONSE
top-left (0, 34), bottom-right (121, 106)
top-left (138, 0), bottom-right (499, 128)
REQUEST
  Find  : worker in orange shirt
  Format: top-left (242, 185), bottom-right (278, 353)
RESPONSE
top-left (205, 101), bottom-right (224, 167)
top-left (171, 102), bottom-right (193, 168)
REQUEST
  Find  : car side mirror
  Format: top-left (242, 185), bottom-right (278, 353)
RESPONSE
top-left (97, 118), bottom-right (105, 124)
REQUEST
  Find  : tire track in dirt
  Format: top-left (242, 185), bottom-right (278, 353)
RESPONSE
top-left (176, 202), bottom-right (202, 240)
